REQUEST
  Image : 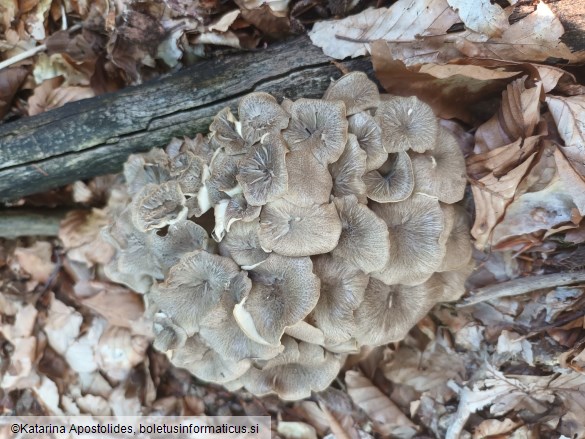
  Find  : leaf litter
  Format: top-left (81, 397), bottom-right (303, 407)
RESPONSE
top-left (2, 0), bottom-right (585, 438)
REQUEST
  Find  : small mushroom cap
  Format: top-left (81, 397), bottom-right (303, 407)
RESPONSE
top-left (169, 151), bottom-right (206, 196)
top-left (424, 260), bottom-right (475, 303)
top-left (332, 195), bottom-right (390, 273)
top-left (131, 182), bottom-right (187, 232)
top-left (234, 338), bottom-right (343, 400)
top-left (409, 128), bottom-right (467, 204)
top-left (103, 208), bottom-right (209, 293)
top-left (150, 250), bottom-right (249, 337)
top-left (212, 194), bottom-right (262, 242)
top-left (363, 152), bottom-right (414, 203)
top-left (153, 313), bottom-right (187, 352)
top-left (370, 194), bottom-right (448, 286)
top-left (209, 107), bottom-right (246, 155)
top-left (282, 149), bottom-right (333, 206)
top-left (284, 98), bottom-right (348, 165)
top-left (171, 334), bottom-right (251, 384)
top-left (354, 278), bottom-right (436, 345)
top-left (206, 150), bottom-right (242, 204)
top-left (348, 112), bottom-right (387, 172)
top-left (236, 133), bottom-right (288, 206)
top-left (124, 149), bottom-right (171, 196)
top-left (329, 134), bottom-right (367, 202)
top-left (375, 96), bottom-right (438, 153)
top-left (258, 199), bottom-right (342, 257)
top-left (323, 71), bottom-right (379, 116)
top-left (438, 204), bottom-right (473, 272)
top-left (199, 293), bottom-right (283, 362)
top-left (218, 218), bottom-right (269, 269)
top-left (233, 254), bottom-right (320, 346)
top-left (310, 254), bottom-right (368, 344)
top-left (238, 92), bottom-right (290, 146)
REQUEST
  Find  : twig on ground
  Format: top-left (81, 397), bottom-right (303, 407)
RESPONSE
top-left (458, 270), bottom-right (585, 307)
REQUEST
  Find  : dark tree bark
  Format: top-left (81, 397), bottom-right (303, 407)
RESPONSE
top-left (0, 36), bottom-right (372, 202)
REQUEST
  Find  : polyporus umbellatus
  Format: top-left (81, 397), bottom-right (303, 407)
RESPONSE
top-left (103, 72), bottom-right (473, 400)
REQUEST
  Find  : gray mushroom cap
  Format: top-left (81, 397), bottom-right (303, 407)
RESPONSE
top-left (363, 152), bottom-right (414, 203)
top-left (171, 334), bottom-right (252, 384)
top-left (150, 250), bottom-right (250, 337)
top-left (370, 194), bottom-right (449, 286)
top-left (438, 204), bottom-right (473, 272)
top-left (329, 134), bottom-right (367, 202)
top-left (283, 149), bottom-right (333, 206)
top-left (258, 198), bottom-right (342, 257)
top-left (409, 128), bottom-right (467, 204)
top-left (218, 218), bottom-right (269, 269)
top-left (228, 337), bottom-right (343, 400)
top-left (209, 107), bottom-right (246, 155)
top-left (238, 92), bottom-right (290, 146)
top-left (310, 254), bottom-right (368, 344)
top-left (152, 312), bottom-right (187, 352)
top-left (169, 151), bottom-right (206, 196)
top-left (198, 292), bottom-right (283, 363)
top-left (236, 133), bottom-right (288, 206)
top-left (124, 148), bottom-right (171, 197)
top-left (354, 278), bottom-right (438, 345)
top-left (284, 98), bottom-right (348, 165)
top-left (233, 254), bottom-right (320, 346)
top-left (212, 194), bottom-right (262, 242)
top-left (332, 195), bottom-right (390, 274)
top-left (323, 71), bottom-right (379, 116)
top-left (103, 207), bottom-right (209, 293)
top-left (375, 95), bottom-right (438, 153)
top-left (131, 182), bottom-right (187, 232)
top-left (348, 112), bottom-right (388, 172)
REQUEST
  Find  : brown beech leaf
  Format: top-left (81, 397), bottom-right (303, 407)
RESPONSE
top-left (546, 95), bottom-right (585, 176)
top-left (372, 41), bottom-right (529, 124)
top-left (82, 284), bottom-right (145, 329)
top-left (240, 4), bottom-right (292, 40)
top-left (491, 177), bottom-right (577, 248)
top-left (470, 153), bottom-right (536, 249)
top-left (475, 77), bottom-right (543, 153)
top-left (345, 370), bottom-right (418, 438)
top-left (0, 66), bottom-right (29, 119)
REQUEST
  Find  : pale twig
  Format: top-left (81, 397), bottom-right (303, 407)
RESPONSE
top-left (458, 270), bottom-right (585, 307)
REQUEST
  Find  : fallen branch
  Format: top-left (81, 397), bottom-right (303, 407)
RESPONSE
top-left (458, 270), bottom-right (585, 307)
top-left (0, 208), bottom-right (69, 238)
top-left (0, 36), bottom-right (372, 202)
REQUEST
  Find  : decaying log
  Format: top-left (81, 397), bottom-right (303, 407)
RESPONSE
top-left (0, 36), bottom-right (372, 202)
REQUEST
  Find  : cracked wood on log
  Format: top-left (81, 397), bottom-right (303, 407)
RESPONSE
top-left (0, 36), bottom-right (372, 202)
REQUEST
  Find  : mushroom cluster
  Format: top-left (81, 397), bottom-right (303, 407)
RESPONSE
top-left (103, 72), bottom-right (473, 400)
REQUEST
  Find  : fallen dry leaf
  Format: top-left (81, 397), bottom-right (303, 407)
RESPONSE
top-left (0, 66), bottom-right (29, 119)
top-left (447, 0), bottom-right (511, 38)
top-left (13, 241), bottom-right (56, 284)
top-left (311, 0), bottom-right (582, 65)
top-left (371, 42), bottom-right (530, 123)
top-left (546, 95), bottom-right (585, 176)
top-left (345, 370), bottom-right (418, 438)
top-left (277, 421), bottom-right (318, 439)
top-left (309, 0), bottom-right (460, 61)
